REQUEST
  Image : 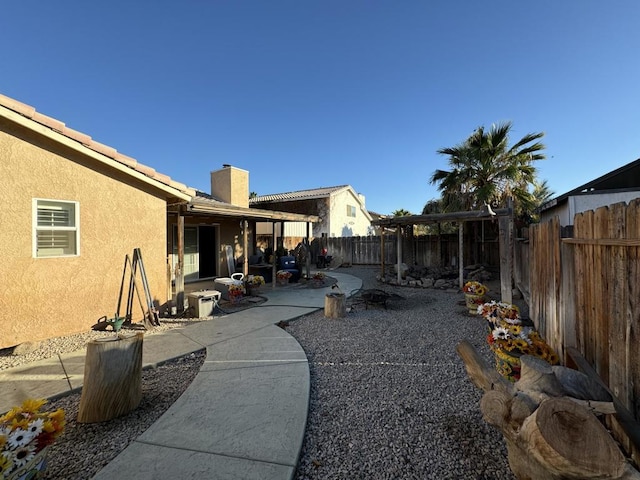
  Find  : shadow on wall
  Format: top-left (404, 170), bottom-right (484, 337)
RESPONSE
top-left (341, 226), bottom-right (353, 237)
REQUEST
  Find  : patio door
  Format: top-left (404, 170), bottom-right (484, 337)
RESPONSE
top-left (183, 227), bottom-right (199, 282)
top-left (172, 225), bottom-right (218, 282)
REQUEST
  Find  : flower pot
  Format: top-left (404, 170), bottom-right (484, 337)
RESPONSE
top-left (6, 446), bottom-right (49, 480)
top-left (277, 278), bottom-right (289, 286)
top-left (464, 293), bottom-right (485, 314)
top-left (229, 294), bottom-right (243, 305)
top-left (247, 285), bottom-right (261, 296)
top-left (494, 348), bottom-right (522, 382)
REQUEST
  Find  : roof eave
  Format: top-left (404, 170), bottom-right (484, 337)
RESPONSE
top-left (0, 104), bottom-right (193, 202)
top-left (187, 200), bottom-right (319, 222)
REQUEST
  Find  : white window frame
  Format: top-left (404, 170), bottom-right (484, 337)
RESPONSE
top-left (347, 204), bottom-right (357, 217)
top-left (32, 198), bottom-right (80, 258)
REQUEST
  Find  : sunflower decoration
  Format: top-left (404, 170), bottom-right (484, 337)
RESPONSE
top-left (463, 281), bottom-right (487, 296)
top-left (486, 320), bottom-right (560, 381)
top-left (0, 398), bottom-right (65, 477)
top-left (477, 301), bottom-right (520, 326)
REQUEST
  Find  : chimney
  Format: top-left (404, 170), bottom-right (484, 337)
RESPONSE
top-left (210, 164), bottom-right (249, 207)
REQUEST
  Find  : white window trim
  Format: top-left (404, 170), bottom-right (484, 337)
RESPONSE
top-left (32, 198), bottom-right (80, 258)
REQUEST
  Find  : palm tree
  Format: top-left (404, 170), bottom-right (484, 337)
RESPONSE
top-left (527, 179), bottom-right (555, 223)
top-left (421, 198), bottom-right (457, 234)
top-left (430, 122), bottom-right (545, 212)
top-left (392, 208), bottom-right (412, 217)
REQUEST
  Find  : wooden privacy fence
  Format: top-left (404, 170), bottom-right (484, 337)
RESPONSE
top-left (325, 233), bottom-right (500, 267)
top-left (527, 199), bottom-right (640, 459)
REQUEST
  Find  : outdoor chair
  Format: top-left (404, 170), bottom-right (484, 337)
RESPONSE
top-left (278, 255), bottom-right (300, 282)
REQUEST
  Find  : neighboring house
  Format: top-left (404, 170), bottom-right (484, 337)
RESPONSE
top-left (0, 94), bottom-right (317, 349)
top-left (367, 210), bottom-right (388, 236)
top-left (540, 158), bottom-right (640, 227)
top-left (250, 185), bottom-right (373, 250)
top-left (170, 165), bottom-right (318, 283)
top-left (0, 94), bottom-right (192, 349)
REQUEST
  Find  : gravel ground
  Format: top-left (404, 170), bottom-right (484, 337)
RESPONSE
top-left (4, 266), bottom-right (516, 479)
top-left (286, 266), bottom-right (516, 480)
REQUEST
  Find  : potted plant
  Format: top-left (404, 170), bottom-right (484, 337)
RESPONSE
top-left (462, 281), bottom-right (488, 314)
top-left (312, 272), bottom-right (325, 287)
top-left (276, 270), bottom-right (292, 285)
top-left (478, 300), bottom-right (559, 381)
top-left (0, 398), bottom-right (65, 479)
top-left (244, 275), bottom-right (265, 295)
top-left (227, 284), bottom-right (245, 304)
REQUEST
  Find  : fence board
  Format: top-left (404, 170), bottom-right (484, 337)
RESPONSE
top-left (608, 203), bottom-right (627, 404)
top-left (593, 205), bottom-right (610, 385)
top-left (627, 199), bottom-right (640, 420)
top-left (529, 201), bottom-right (640, 458)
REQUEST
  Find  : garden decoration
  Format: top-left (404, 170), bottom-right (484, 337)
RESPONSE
top-left (227, 284), bottom-right (244, 304)
top-left (276, 270), bottom-right (292, 285)
top-left (462, 281), bottom-right (488, 314)
top-left (0, 399), bottom-right (65, 479)
top-left (312, 272), bottom-right (325, 287)
top-left (478, 300), bottom-right (559, 381)
top-left (244, 275), bottom-right (265, 295)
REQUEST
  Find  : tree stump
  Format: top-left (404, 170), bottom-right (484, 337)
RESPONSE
top-left (457, 341), bottom-right (639, 480)
top-left (77, 332), bottom-right (144, 423)
top-left (517, 397), bottom-right (639, 479)
top-left (324, 293), bottom-right (346, 318)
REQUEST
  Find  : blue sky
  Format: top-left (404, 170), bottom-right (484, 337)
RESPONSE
top-left (3, 1), bottom-right (640, 215)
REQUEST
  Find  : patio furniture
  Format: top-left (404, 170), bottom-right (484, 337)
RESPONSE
top-left (278, 255), bottom-right (300, 282)
top-left (214, 273), bottom-right (244, 300)
top-left (187, 290), bottom-right (221, 317)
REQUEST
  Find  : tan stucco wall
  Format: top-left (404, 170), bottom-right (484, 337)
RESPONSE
top-left (210, 166), bottom-right (249, 208)
top-left (0, 128), bottom-right (169, 349)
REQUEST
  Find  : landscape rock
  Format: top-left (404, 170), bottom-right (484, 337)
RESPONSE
top-left (12, 341), bottom-right (40, 356)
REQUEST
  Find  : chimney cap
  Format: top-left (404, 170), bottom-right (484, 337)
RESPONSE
top-left (222, 163), bottom-right (231, 168)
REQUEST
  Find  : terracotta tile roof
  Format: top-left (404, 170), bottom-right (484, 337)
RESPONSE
top-left (0, 93), bottom-right (194, 197)
top-left (249, 185), bottom-right (350, 204)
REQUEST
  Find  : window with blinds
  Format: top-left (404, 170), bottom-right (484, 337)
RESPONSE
top-left (33, 199), bottom-right (79, 257)
top-left (346, 204), bottom-right (356, 217)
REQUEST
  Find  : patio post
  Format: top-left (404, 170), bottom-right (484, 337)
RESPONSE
top-left (380, 228), bottom-right (385, 278)
top-left (242, 219), bottom-right (249, 277)
top-left (176, 208), bottom-right (185, 313)
top-left (396, 225), bottom-right (402, 283)
top-left (458, 222), bottom-right (464, 289)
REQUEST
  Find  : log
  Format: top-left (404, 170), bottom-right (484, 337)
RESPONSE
top-left (77, 332), bottom-right (144, 423)
top-left (324, 293), bottom-right (346, 319)
top-left (516, 355), bottom-right (567, 403)
top-left (480, 389), bottom-right (513, 433)
top-left (518, 397), bottom-right (640, 480)
top-left (455, 340), bottom-right (514, 395)
top-left (552, 365), bottom-right (612, 402)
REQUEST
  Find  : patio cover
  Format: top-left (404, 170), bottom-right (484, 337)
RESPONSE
top-left (372, 206), bottom-right (514, 303)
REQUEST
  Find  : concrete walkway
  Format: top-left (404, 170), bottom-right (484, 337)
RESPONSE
top-left (0, 272), bottom-right (361, 480)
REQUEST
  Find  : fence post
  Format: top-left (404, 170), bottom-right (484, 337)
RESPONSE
top-left (498, 215), bottom-right (513, 304)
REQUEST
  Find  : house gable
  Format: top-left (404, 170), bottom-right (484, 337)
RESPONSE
top-left (540, 158), bottom-right (640, 226)
top-left (250, 184), bottom-right (371, 237)
top-left (0, 93), bottom-right (192, 349)
top-left (0, 94), bottom-right (193, 202)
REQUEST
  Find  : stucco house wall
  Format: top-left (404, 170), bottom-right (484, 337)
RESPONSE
top-left (251, 185), bottom-right (371, 240)
top-left (329, 189), bottom-right (371, 237)
top-left (541, 191), bottom-right (640, 226)
top-left (0, 125), bottom-right (169, 349)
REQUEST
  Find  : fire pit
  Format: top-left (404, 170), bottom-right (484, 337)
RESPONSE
top-left (360, 289), bottom-right (394, 309)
